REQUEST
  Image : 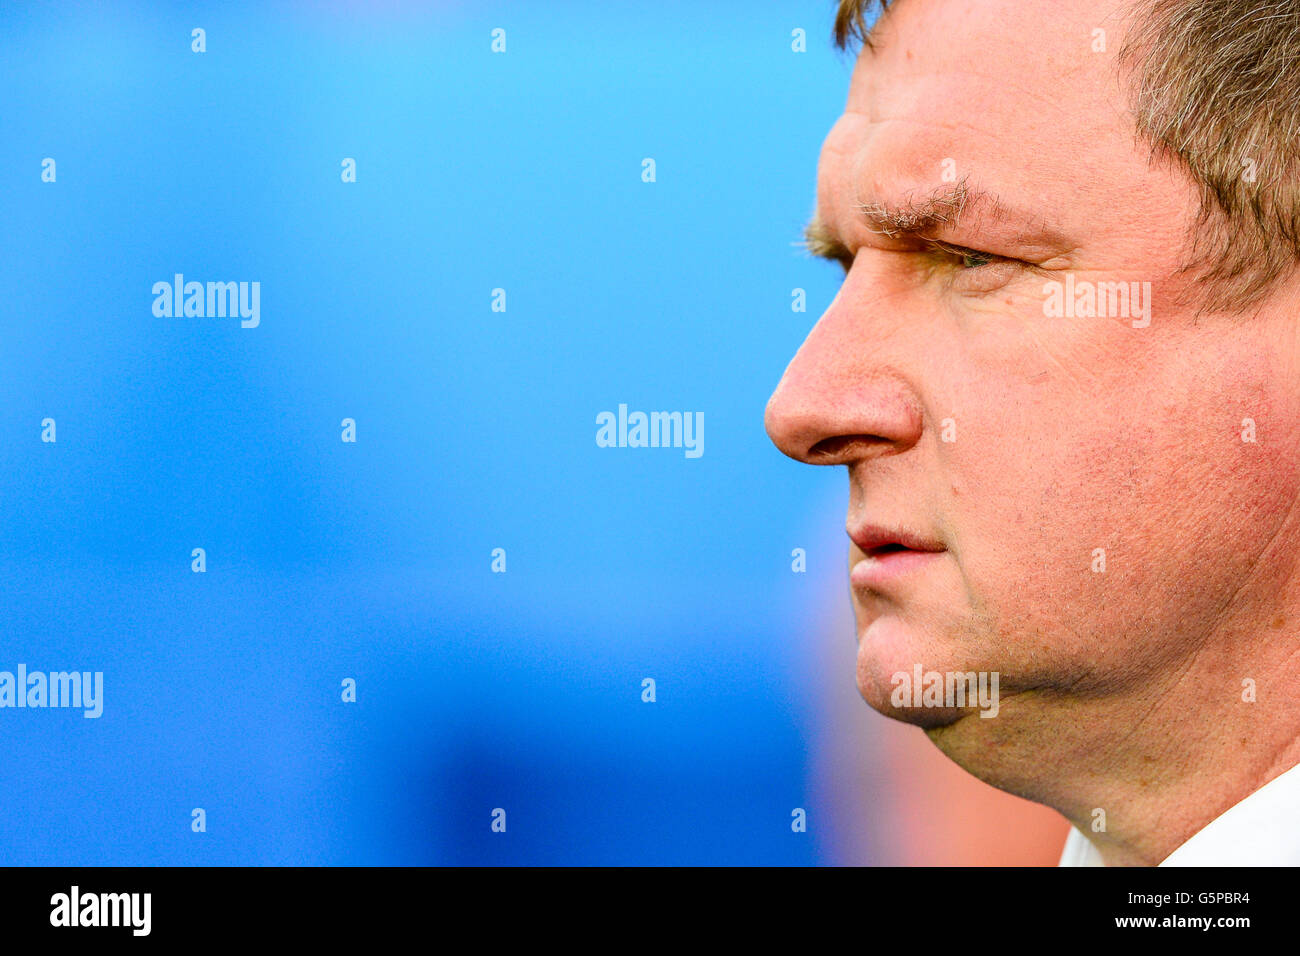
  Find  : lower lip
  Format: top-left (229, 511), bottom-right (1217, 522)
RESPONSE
top-left (850, 549), bottom-right (945, 588)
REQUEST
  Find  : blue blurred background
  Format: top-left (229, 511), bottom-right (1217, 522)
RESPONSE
top-left (0, 0), bottom-right (888, 865)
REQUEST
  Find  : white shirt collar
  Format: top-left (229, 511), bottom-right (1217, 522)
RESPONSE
top-left (1058, 761), bottom-right (1300, 866)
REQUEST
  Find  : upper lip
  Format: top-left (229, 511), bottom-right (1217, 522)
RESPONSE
top-left (848, 523), bottom-right (946, 556)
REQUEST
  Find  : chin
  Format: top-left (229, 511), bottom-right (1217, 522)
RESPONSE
top-left (854, 613), bottom-right (1005, 728)
top-left (856, 665), bottom-right (968, 727)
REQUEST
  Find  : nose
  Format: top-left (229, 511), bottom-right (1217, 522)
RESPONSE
top-left (764, 289), bottom-right (925, 467)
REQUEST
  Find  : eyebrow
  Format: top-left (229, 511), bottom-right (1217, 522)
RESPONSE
top-left (858, 181), bottom-right (973, 239)
top-left (802, 216), bottom-right (854, 266)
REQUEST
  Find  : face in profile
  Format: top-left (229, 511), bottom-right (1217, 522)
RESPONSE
top-left (764, 0), bottom-right (1300, 773)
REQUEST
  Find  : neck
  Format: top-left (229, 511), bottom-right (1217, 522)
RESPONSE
top-left (927, 615), bottom-right (1300, 866)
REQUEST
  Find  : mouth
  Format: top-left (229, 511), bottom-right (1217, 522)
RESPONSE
top-left (848, 524), bottom-right (946, 589)
top-left (864, 542), bottom-right (916, 556)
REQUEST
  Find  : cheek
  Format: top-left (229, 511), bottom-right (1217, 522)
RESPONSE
top-left (935, 329), bottom-right (1300, 677)
top-left (940, 391), bottom-right (1133, 658)
top-left (935, 346), bottom-right (1125, 605)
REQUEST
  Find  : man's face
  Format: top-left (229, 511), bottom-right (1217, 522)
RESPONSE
top-left (766, 0), bottom-right (1300, 740)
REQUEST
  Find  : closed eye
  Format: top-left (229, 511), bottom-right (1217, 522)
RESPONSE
top-left (926, 239), bottom-right (1004, 269)
top-left (801, 220), bottom-right (1040, 292)
top-left (923, 239), bottom-right (1040, 294)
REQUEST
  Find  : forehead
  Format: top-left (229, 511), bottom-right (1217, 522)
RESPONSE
top-left (820, 0), bottom-right (1165, 240)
